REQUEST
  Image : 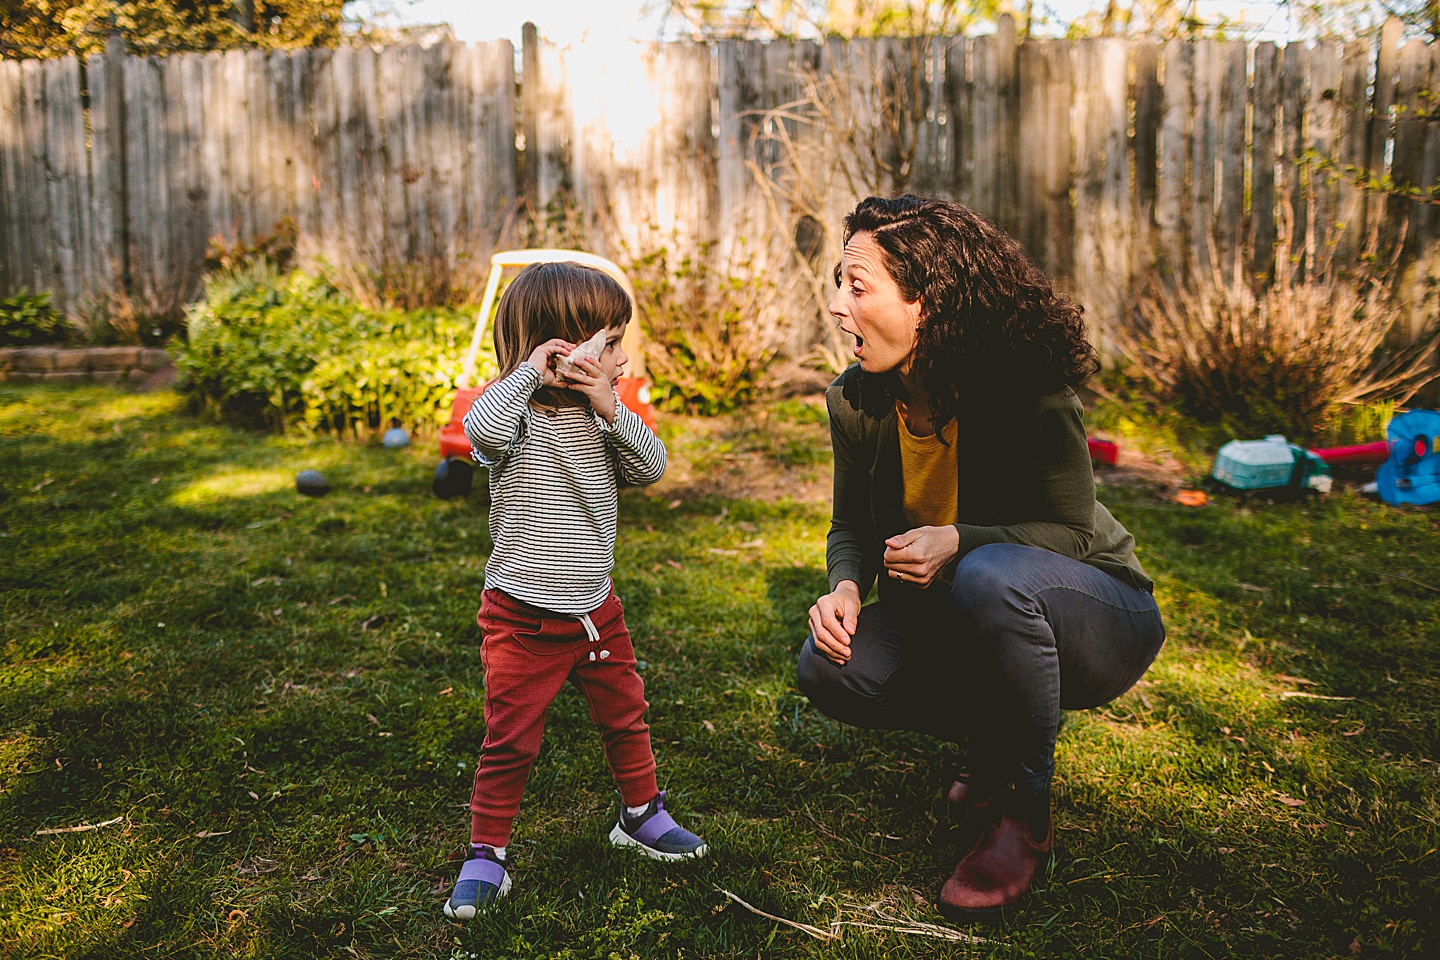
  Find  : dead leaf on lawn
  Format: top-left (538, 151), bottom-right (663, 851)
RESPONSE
top-left (1174, 489), bottom-right (1208, 506)
top-left (1277, 795), bottom-right (1306, 807)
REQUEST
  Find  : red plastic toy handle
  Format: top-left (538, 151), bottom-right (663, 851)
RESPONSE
top-left (1311, 441), bottom-right (1391, 466)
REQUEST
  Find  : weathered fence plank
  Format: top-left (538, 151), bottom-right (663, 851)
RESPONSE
top-left (1250, 41), bottom-right (1279, 281)
top-left (1307, 42), bottom-right (1342, 256)
top-left (1189, 39), bottom-right (1218, 273)
top-left (1157, 39), bottom-right (1190, 275)
top-left (1279, 42), bottom-right (1307, 273)
top-left (1368, 18), bottom-right (1404, 245)
top-left (20, 60), bottom-right (52, 296)
top-left (1419, 45), bottom-right (1440, 255)
top-left (943, 38), bottom-right (972, 210)
top-left (1043, 40), bottom-right (1074, 281)
top-left (41, 59), bottom-right (73, 302)
top-left (971, 35), bottom-right (999, 224)
top-left (0, 62), bottom-right (16, 294)
top-left (1132, 39), bottom-right (1161, 269)
top-left (1017, 40), bottom-right (1049, 264)
top-left (995, 16), bottom-right (1019, 237)
top-left (1215, 41), bottom-right (1247, 280)
top-left (1337, 39), bottom-right (1370, 259)
top-left (1392, 39), bottom-right (1429, 259)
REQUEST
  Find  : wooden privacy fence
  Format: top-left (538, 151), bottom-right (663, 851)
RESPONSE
top-left (1, 21), bottom-right (1438, 340)
top-left (0, 36), bottom-right (517, 314)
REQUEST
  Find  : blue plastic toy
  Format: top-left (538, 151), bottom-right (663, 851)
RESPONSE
top-left (1377, 410), bottom-right (1440, 506)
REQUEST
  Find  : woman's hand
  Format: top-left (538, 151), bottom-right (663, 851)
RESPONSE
top-left (808, 580), bottom-right (861, 664)
top-left (883, 525), bottom-right (960, 588)
top-left (526, 338), bottom-right (577, 387)
top-left (557, 356), bottom-right (618, 424)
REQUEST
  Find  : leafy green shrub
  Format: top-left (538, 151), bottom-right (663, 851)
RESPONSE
top-left (175, 263), bottom-right (488, 437)
top-left (0, 289), bottom-right (70, 346)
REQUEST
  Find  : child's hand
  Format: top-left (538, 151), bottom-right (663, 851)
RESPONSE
top-left (526, 339), bottom-right (576, 387)
top-left (558, 356), bottom-right (618, 424)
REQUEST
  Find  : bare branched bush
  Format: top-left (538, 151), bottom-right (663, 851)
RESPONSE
top-left (319, 254), bottom-right (489, 312)
top-left (745, 37), bottom-right (934, 372)
top-left (74, 258), bottom-right (194, 346)
top-left (1113, 222), bottom-right (1440, 441)
top-left (312, 206), bottom-right (517, 311)
top-left (626, 231), bottom-right (792, 415)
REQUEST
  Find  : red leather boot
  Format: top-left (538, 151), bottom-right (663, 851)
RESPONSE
top-left (938, 787), bottom-right (1053, 920)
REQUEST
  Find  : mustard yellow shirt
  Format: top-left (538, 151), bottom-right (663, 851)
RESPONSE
top-left (899, 410), bottom-right (959, 529)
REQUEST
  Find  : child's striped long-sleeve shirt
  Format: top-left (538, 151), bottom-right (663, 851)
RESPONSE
top-left (462, 364), bottom-right (666, 615)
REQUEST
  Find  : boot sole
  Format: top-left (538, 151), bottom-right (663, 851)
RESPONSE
top-left (936, 899), bottom-right (1006, 923)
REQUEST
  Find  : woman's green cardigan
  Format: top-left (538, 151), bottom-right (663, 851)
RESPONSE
top-left (824, 364), bottom-right (1152, 601)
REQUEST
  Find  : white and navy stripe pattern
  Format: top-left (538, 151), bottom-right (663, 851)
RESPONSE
top-left (463, 364), bottom-right (666, 615)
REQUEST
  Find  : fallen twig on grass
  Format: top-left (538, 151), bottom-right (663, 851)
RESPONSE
top-left (716, 888), bottom-right (994, 945)
top-left (34, 816), bottom-right (124, 836)
top-left (1377, 572), bottom-right (1440, 594)
top-left (1279, 692), bottom-right (1357, 701)
top-left (718, 887), bottom-right (833, 939)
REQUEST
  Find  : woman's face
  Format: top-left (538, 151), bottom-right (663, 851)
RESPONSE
top-left (829, 231), bottom-right (922, 375)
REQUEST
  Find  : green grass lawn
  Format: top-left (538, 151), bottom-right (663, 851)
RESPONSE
top-left (1, 384), bottom-right (1437, 959)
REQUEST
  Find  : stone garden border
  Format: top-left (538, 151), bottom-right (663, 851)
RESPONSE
top-left (0, 347), bottom-right (174, 389)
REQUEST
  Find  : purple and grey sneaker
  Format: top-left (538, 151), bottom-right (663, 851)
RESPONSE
top-left (443, 844), bottom-right (512, 920)
top-left (608, 791), bottom-right (708, 861)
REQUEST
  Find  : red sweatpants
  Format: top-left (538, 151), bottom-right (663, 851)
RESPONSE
top-left (469, 587), bottom-right (658, 846)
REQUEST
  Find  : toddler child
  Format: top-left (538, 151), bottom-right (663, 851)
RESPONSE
top-left (444, 261), bottom-right (706, 920)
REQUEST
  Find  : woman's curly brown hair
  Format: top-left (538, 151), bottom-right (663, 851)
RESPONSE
top-left (838, 195), bottom-right (1098, 425)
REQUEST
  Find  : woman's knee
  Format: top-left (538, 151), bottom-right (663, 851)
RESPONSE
top-left (796, 636), bottom-right (838, 701)
top-left (951, 543), bottom-right (1033, 626)
top-left (795, 636), bottom-right (887, 718)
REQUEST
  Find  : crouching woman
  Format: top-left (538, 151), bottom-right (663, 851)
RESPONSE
top-left (796, 195), bottom-right (1166, 919)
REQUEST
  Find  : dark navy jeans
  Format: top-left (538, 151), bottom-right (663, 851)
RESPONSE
top-left (796, 543), bottom-right (1166, 794)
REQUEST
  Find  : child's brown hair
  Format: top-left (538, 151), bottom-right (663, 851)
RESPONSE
top-left (493, 261), bottom-right (632, 409)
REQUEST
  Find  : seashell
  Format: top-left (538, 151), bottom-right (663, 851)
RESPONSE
top-left (555, 330), bottom-right (607, 379)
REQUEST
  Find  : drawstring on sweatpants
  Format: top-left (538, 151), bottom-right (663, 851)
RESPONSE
top-left (578, 612), bottom-right (610, 661)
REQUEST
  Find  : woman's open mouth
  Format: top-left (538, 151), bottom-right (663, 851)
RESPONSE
top-left (852, 334), bottom-right (864, 355)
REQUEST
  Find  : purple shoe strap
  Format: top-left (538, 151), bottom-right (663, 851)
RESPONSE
top-left (458, 853), bottom-right (507, 886)
top-left (631, 797), bottom-right (682, 846)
